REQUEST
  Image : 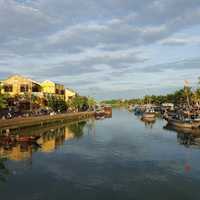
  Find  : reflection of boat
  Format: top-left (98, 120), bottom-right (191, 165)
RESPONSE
top-left (164, 124), bottom-right (200, 147)
top-left (141, 117), bottom-right (156, 123)
top-left (0, 135), bottom-right (40, 144)
top-left (16, 136), bottom-right (40, 143)
top-left (95, 116), bottom-right (105, 120)
top-left (141, 117), bottom-right (156, 128)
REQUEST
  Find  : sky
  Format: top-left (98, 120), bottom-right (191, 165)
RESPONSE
top-left (0, 0), bottom-right (200, 100)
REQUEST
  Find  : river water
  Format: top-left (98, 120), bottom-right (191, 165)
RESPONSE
top-left (1, 109), bottom-right (200, 200)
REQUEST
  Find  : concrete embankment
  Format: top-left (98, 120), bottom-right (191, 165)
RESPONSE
top-left (0, 112), bottom-right (95, 131)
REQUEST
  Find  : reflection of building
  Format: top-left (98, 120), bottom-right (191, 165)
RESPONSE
top-left (65, 127), bottom-right (75, 140)
top-left (38, 128), bottom-right (66, 153)
top-left (41, 138), bottom-right (56, 153)
top-left (0, 121), bottom-right (88, 162)
top-left (41, 80), bottom-right (65, 100)
top-left (1, 75), bottom-right (42, 97)
top-left (0, 144), bottom-right (32, 161)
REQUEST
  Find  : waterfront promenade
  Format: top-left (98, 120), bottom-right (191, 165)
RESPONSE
top-left (0, 112), bottom-right (95, 131)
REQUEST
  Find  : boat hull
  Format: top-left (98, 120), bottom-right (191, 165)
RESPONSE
top-left (167, 118), bottom-right (200, 129)
top-left (142, 113), bottom-right (156, 120)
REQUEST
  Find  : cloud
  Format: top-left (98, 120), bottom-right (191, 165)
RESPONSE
top-left (141, 58), bottom-right (200, 73)
top-left (160, 36), bottom-right (200, 46)
top-left (0, 0), bottom-right (200, 99)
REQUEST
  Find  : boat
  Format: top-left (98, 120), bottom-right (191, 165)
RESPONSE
top-left (167, 117), bottom-right (200, 129)
top-left (95, 104), bottom-right (112, 119)
top-left (133, 105), bottom-right (146, 116)
top-left (141, 108), bottom-right (156, 120)
top-left (103, 105), bottom-right (112, 118)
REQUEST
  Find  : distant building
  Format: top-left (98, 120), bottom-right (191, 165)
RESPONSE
top-left (1, 75), bottom-right (42, 97)
top-left (65, 88), bottom-right (76, 102)
top-left (41, 80), bottom-right (65, 100)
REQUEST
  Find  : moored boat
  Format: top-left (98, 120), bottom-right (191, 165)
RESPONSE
top-left (141, 108), bottom-right (156, 120)
top-left (167, 117), bottom-right (200, 129)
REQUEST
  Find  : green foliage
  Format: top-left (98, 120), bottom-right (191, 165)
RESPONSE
top-left (68, 95), bottom-right (89, 111)
top-left (0, 95), bottom-right (7, 110)
top-left (87, 97), bottom-right (96, 109)
top-left (47, 96), bottom-right (67, 112)
top-left (102, 85), bottom-right (200, 107)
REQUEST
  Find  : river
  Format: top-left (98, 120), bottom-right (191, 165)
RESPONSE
top-left (1, 109), bottom-right (200, 200)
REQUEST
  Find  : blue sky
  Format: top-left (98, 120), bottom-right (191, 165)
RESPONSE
top-left (0, 0), bottom-right (200, 99)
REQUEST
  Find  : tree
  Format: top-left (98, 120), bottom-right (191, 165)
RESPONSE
top-left (87, 97), bottom-right (96, 110)
top-left (46, 95), bottom-right (67, 112)
top-left (68, 95), bottom-right (88, 111)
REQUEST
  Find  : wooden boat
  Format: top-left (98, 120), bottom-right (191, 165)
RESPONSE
top-left (167, 117), bottom-right (200, 129)
top-left (164, 124), bottom-right (200, 135)
top-left (95, 110), bottom-right (105, 118)
top-left (141, 108), bottom-right (156, 120)
top-left (95, 105), bottom-right (112, 119)
top-left (103, 106), bottom-right (112, 117)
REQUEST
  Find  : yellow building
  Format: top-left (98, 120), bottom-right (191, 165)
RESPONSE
top-left (41, 80), bottom-right (65, 100)
top-left (1, 75), bottom-right (42, 97)
top-left (65, 88), bottom-right (76, 102)
top-left (0, 75), bottom-right (78, 106)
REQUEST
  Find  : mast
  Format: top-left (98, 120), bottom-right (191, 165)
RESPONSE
top-left (184, 80), bottom-right (191, 113)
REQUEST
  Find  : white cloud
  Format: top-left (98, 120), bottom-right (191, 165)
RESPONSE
top-left (0, 0), bottom-right (200, 99)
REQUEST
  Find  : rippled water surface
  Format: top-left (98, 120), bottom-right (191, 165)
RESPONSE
top-left (1, 109), bottom-right (200, 200)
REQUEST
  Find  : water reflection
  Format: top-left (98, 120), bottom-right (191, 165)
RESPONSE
top-left (1, 110), bottom-right (200, 199)
top-left (164, 125), bottom-right (200, 148)
top-left (0, 121), bottom-right (88, 161)
top-left (140, 118), bottom-right (156, 128)
top-left (0, 158), bottom-right (9, 182)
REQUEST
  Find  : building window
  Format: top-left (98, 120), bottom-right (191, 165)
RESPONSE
top-left (20, 84), bottom-right (29, 92)
top-left (32, 85), bottom-right (40, 92)
top-left (61, 90), bottom-right (65, 95)
top-left (4, 84), bottom-right (13, 92)
top-left (56, 89), bottom-right (59, 94)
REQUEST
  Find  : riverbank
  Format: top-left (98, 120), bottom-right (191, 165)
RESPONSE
top-left (0, 112), bottom-right (95, 131)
